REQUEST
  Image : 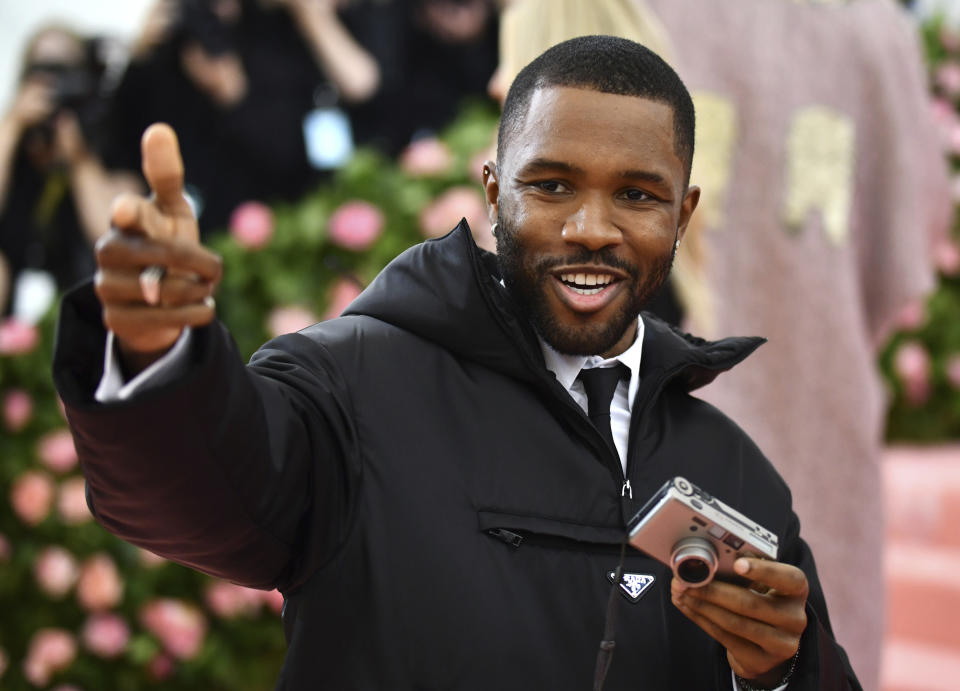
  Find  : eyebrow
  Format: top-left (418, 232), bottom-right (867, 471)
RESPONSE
top-left (619, 169), bottom-right (670, 187)
top-left (516, 158), bottom-right (585, 176)
top-left (516, 158), bottom-right (670, 188)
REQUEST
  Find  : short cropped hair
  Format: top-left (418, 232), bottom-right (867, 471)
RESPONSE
top-left (498, 35), bottom-right (695, 182)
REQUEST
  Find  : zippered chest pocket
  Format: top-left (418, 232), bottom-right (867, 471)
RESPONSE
top-left (477, 509), bottom-right (668, 594)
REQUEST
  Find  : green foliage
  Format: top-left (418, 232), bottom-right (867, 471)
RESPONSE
top-left (212, 101), bottom-right (498, 359)
top-left (879, 15), bottom-right (960, 441)
top-left (881, 271), bottom-right (960, 441)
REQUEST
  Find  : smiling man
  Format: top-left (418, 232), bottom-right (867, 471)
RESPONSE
top-left (54, 36), bottom-right (860, 690)
top-left (488, 81), bottom-right (697, 358)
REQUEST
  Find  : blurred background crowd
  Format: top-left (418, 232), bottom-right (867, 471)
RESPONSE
top-left (0, 0), bottom-right (958, 689)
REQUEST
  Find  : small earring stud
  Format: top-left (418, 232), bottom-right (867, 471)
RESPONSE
top-left (491, 222), bottom-right (499, 237)
top-left (675, 239), bottom-right (681, 250)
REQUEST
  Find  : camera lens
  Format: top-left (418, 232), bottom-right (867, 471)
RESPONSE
top-left (677, 558), bottom-right (711, 584)
top-left (670, 537), bottom-right (718, 587)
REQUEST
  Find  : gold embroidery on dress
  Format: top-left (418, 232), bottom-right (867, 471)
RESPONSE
top-left (690, 91), bottom-right (736, 231)
top-left (783, 106), bottom-right (855, 246)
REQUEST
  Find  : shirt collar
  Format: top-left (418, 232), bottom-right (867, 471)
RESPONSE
top-left (538, 317), bottom-right (645, 410)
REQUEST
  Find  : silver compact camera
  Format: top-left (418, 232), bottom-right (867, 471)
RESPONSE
top-left (627, 477), bottom-right (779, 587)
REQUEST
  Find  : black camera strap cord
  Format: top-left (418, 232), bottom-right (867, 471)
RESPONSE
top-left (593, 539), bottom-right (628, 691)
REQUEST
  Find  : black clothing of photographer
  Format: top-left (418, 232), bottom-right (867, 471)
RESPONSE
top-left (54, 37), bottom-right (862, 690)
top-left (0, 140), bottom-right (93, 315)
top-left (106, 0), bottom-right (380, 234)
top-left (347, 0), bottom-right (500, 155)
top-left (0, 27), bottom-right (137, 317)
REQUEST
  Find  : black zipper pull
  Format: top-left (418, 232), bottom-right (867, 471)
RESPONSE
top-left (486, 528), bottom-right (524, 548)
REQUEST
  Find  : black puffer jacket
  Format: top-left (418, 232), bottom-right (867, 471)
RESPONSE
top-left (54, 222), bottom-right (860, 690)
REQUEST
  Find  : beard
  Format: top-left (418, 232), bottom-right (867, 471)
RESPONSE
top-left (495, 213), bottom-right (675, 356)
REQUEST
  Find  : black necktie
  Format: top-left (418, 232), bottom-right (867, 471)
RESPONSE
top-left (578, 364), bottom-right (628, 455)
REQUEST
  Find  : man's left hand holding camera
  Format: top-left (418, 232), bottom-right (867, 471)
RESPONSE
top-left (672, 557), bottom-right (809, 688)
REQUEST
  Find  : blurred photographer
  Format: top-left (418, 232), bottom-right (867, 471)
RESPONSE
top-left (347, 0), bottom-right (499, 155)
top-left (0, 25), bottom-right (139, 320)
top-left (108, 0), bottom-right (380, 234)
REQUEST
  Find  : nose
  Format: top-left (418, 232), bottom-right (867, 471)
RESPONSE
top-left (560, 197), bottom-right (622, 251)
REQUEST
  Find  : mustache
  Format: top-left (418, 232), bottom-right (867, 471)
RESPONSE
top-left (532, 247), bottom-right (639, 278)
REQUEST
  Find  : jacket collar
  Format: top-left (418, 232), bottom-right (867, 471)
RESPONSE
top-left (344, 221), bottom-right (764, 393)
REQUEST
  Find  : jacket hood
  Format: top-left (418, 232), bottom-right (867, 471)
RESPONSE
top-left (343, 221), bottom-right (764, 392)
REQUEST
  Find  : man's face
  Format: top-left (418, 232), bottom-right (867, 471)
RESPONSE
top-left (484, 86), bottom-right (699, 358)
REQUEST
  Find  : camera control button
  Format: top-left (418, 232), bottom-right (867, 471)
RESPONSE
top-left (690, 499), bottom-right (703, 510)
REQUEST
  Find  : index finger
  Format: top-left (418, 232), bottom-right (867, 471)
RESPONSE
top-left (734, 558), bottom-right (809, 598)
top-left (141, 123), bottom-right (192, 217)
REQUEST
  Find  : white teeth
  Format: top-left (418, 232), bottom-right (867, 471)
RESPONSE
top-left (559, 272), bottom-right (615, 288)
top-left (571, 286), bottom-right (602, 295)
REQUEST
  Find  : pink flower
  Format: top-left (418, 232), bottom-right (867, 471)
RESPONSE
top-left (57, 477), bottom-right (93, 525)
top-left (3, 389), bottom-right (33, 431)
top-left (57, 477), bottom-right (92, 525)
top-left (76, 553), bottom-right (124, 611)
top-left (937, 62), bottom-right (960, 98)
top-left (36, 429), bottom-right (79, 474)
top-left (931, 97), bottom-right (958, 129)
top-left (205, 580), bottom-right (262, 618)
top-left (946, 354), bottom-right (960, 391)
top-left (82, 613), bottom-right (130, 658)
top-left (322, 278), bottom-right (363, 320)
top-left (328, 200), bottom-right (385, 251)
top-left (260, 588), bottom-right (284, 614)
top-left (139, 547), bottom-right (168, 568)
top-left (0, 646), bottom-right (7, 679)
top-left (467, 148), bottom-right (492, 183)
top-left (229, 201), bottom-right (274, 250)
top-left (419, 186), bottom-right (487, 237)
top-left (949, 122), bottom-right (960, 155)
top-left (418, 186), bottom-right (494, 252)
top-left (23, 628), bottom-right (77, 686)
top-left (0, 533), bottom-right (11, 562)
top-left (148, 653), bottom-right (175, 681)
top-left (0, 318), bottom-right (39, 355)
top-left (399, 137), bottom-right (453, 177)
top-left (893, 340), bottom-right (932, 406)
top-left (51, 686), bottom-right (82, 691)
top-left (934, 239), bottom-right (960, 276)
top-left (894, 299), bottom-right (926, 331)
top-left (141, 598), bottom-right (208, 660)
top-left (942, 25), bottom-right (960, 54)
top-left (11, 471), bottom-right (54, 525)
top-left (34, 546), bottom-right (79, 598)
top-left (267, 305), bottom-right (318, 338)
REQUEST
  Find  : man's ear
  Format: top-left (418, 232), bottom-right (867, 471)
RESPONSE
top-left (482, 160), bottom-right (499, 226)
top-left (677, 185), bottom-right (700, 242)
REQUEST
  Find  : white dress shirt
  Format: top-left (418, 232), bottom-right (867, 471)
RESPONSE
top-left (537, 317), bottom-right (645, 478)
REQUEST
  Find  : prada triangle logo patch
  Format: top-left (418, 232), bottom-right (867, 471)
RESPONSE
top-left (606, 570), bottom-right (656, 603)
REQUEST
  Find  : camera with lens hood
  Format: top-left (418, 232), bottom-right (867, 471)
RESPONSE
top-left (627, 477), bottom-right (779, 587)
